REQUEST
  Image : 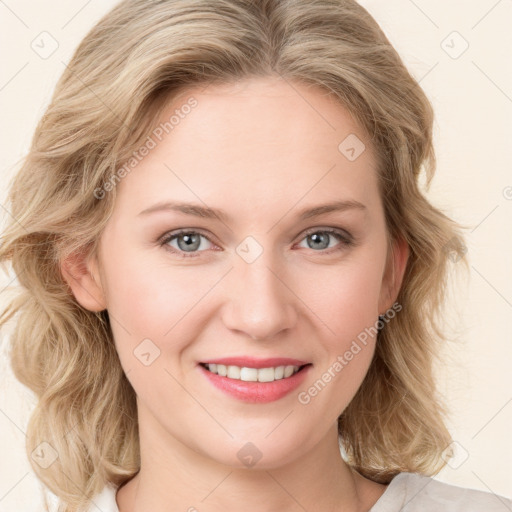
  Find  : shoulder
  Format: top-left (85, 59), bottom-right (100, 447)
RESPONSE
top-left (372, 472), bottom-right (512, 512)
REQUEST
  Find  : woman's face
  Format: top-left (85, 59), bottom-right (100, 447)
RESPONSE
top-left (73, 76), bottom-right (407, 469)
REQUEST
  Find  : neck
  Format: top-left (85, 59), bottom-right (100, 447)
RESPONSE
top-left (116, 408), bottom-right (381, 512)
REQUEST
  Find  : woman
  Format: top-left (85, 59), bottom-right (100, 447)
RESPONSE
top-left (1, 0), bottom-right (510, 511)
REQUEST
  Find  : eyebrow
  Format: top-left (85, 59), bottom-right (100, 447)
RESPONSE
top-left (137, 199), bottom-right (366, 222)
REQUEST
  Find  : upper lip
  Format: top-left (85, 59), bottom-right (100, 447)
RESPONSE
top-left (200, 357), bottom-right (310, 368)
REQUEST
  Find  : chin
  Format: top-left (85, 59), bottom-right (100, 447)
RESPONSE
top-left (202, 436), bottom-right (310, 471)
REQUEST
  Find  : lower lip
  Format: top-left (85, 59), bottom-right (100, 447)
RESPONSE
top-left (198, 364), bottom-right (311, 403)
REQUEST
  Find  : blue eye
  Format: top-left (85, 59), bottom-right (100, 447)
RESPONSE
top-left (160, 230), bottom-right (214, 256)
top-left (297, 229), bottom-right (354, 253)
top-left (159, 228), bottom-right (354, 258)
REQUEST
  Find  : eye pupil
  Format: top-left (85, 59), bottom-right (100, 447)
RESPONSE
top-left (177, 233), bottom-right (201, 251)
top-left (307, 232), bottom-right (330, 250)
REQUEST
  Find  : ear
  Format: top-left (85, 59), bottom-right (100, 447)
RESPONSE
top-left (378, 235), bottom-right (409, 314)
top-left (60, 247), bottom-right (107, 312)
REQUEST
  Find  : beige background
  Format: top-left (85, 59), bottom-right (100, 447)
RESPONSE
top-left (0, 0), bottom-right (511, 510)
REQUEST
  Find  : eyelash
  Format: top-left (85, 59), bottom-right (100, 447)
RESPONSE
top-left (158, 227), bottom-right (355, 258)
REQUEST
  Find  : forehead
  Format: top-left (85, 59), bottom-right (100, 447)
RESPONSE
top-left (114, 76), bottom-right (381, 221)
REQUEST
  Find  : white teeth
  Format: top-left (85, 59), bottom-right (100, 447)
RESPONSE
top-left (240, 367), bottom-right (258, 381)
top-left (227, 365), bottom-right (241, 379)
top-left (284, 365), bottom-right (295, 378)
top-left (204, 363), bottom-right (301, 382)
top-left (257, 367), bottom-right (275, 382)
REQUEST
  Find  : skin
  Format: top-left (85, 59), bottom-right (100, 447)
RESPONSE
top-left (63, 76), bottom-right (409, 512)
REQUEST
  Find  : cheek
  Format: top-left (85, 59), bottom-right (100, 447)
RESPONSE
top-left (102, 258), bottom-right (209, 396)
top-left (296, 260), bottom-right (382, 418)
top-left (101, 249), bottom-right (232, 385)
top-left (295, 250), bottom-right (385, 408)
top-left (299, 250), bottom-right (385, 344)
top-left (103, 250), bottom-right (216, 336)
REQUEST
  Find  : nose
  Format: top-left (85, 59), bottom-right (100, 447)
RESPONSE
top-left (221, 251), bottom-right (298, 341)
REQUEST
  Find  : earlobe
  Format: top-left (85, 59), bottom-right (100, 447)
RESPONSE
top-left (60, 248), bottom-right (107, 312)
top-left (378, 236), bottom-right (409, 314)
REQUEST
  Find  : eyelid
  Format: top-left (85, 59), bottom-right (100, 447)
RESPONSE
top-left (298, 226), bottom-right (353, 243)
top-left (158, 226), bottom-right (355, 257)
top-left (293, 227), bottom-right (355, 255)
top-left (158, 228), bottom-right (219, 252)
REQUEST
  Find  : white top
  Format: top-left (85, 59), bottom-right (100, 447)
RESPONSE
top-left (86, 472), bottom-right (511, 511)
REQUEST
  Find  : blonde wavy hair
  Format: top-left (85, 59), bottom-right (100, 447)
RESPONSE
top-left (0, 0), bottom-right (469, 510)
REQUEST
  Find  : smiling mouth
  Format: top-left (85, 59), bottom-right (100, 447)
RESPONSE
top-left (199, 363), bottom-right (311, 383)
